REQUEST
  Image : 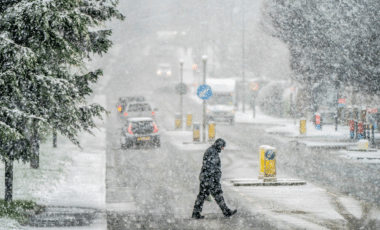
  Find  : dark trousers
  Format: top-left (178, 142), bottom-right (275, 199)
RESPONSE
top-left (192, 178), bottom-right (229, 215)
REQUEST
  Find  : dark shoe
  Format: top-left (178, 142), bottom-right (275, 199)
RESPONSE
top-left (224, 209), bottom-right (237, 217)
top-left (192, 213), bottom-right (205, 219)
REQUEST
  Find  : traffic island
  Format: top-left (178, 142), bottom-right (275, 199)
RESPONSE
top-left (230, 178), bottom-right (306, 186)
top-left (230, 145), bottom-right (306, 187)
top-left (346, 140), bottom-right (378, 152)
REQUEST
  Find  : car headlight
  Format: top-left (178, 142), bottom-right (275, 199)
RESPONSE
top-left (167, 71), bottom-right (171, 75)
top-left (157, 71), bottom-right (161, 75)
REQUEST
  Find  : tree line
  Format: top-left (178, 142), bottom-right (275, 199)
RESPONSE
top-left (0, 0), bottom-right (124, 201)
top-left (261, 0), bottom-right (380, 95)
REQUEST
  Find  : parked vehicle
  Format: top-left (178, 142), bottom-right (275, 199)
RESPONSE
top-left (205, 78), bottom-right (236, 124)
top-left (120, 117), bottom-right (160, 148)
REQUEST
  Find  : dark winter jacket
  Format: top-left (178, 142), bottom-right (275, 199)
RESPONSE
top-left (199, 138), bottom-right (226, 182)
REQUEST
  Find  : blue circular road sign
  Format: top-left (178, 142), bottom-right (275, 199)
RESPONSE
top-left (197, 85), bottom-right (213, 100)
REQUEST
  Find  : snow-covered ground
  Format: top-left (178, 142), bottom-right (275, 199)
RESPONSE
top-left (0, 218), bottom-right (20, 229)
top-left (40, 128), bottom-right (106, 209)
top-left (0, 126), bottom-right (106, 229)
top-left (337, 149), bottom-right (380, 162)
top-left (0, 138), bottom-right (73, 204)
top-left (235, 106), bottom-right (353, 138)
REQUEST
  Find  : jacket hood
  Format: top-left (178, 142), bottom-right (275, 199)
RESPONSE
top-left (212, 138), bottom-right (226, 152)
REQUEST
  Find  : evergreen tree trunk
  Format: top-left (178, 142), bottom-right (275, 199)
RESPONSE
top-left (53, 129), bottom-right (57, 148)
top-left (5, 159), bottom-right (13, 202)
top-left (30, 134), bottom-right (40, 169)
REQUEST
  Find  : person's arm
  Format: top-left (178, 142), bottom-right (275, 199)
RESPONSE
top-left (214, 154), bottom-right (222, 179)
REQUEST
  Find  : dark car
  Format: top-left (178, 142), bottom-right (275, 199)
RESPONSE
top-left (120, 117), bottom-right (160, 148)
top-left (116, 96), bottom-right (146, 114)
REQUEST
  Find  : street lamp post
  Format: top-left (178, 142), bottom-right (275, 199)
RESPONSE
top-left (242, 0), bottom-right (246, 113)
top-left (202, 55), bottom-right (208, 142)
top-left (180, 59), bottom-right (184, 128)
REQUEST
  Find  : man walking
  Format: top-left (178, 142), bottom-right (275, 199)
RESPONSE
top-left (192, 138), bottom-right (237, 219)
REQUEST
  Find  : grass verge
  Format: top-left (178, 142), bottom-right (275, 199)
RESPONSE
top-left (0, 199), bottom-right (45, 224)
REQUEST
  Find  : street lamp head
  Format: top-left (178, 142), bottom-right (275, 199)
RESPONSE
top-left (179, 59), bottom-right (184, 65)
top-left (202, 55), bottom-right (208, 63)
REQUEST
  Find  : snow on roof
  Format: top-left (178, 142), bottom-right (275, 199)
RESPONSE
top-left (128, 102), bottom-right (150, 105)
top-left (128, 117), bottom-right (154, 121)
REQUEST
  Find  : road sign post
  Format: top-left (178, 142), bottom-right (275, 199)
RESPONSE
top-left (197, 84), bottom-right (212, 142)
top-left (201, 55), bottom-right (208, 142)
top-left (179, 59), bottom-right (184, 128)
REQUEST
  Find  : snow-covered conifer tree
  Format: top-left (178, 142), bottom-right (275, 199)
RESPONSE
top-left (0, 0), bottom-right (124, 201)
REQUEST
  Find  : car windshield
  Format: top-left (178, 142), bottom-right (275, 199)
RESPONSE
top-left (158, 65), bottom-right (170, 71)
top-left (131, 121), bottom-right (153, 134)
top-left (128, 104), bottom-right (151, 112)
top-left (208, 94), bottom-right (234, 105)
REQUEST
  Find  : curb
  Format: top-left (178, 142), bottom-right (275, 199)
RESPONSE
top-left (230, 178), bottom-right (306, 187)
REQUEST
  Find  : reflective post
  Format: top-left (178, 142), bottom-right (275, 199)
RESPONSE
top-left (193, 122), bottom-right (200, 142)
top-left (358, 139), bottom-right (369, 150)
top-left (175, 113), bottom-right (181, 130)
top-left (315, 113), bottom-right (321, 130)
top-left (258, 145), bottom-right (266, 179)
top-left (300, 118), bottom-right (306, 136)
top-left (358, 122), bottom-right (364, 140)
top-left (263, 146), bottom-right (277, 182)
top-left (186, 113), bottom-right (193, 130)
top-left (349, 120), bottom-right (355, 139)
top-left (208, 122), bottom-right (215, 142)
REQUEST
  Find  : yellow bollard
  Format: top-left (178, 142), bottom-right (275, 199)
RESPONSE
top-left (175, 113), bottom-right (181, 130)
top-left (258, 145), bottom-right (267, 179)
top-left (358, 139), bottom-right (369, 150)
top-left (193, 123), bottom-right (200, 142)
top-left (300, 118), bottom-right (306, 135)
top-left (263, 146), bottom-right (276, 182)
top-left (208, 122), bottom-right (216, 141)
top-left (186, 114), bottom-right (193, 129)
